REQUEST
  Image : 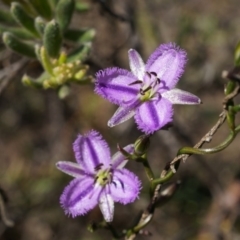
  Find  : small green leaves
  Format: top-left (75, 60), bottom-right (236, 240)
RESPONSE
top-left (56, 0), bottom-right (75, 32)
top-left (3, 32), bottom-right (36, 58)
top-left (10, 2), bottom-right (39, 37)
top-left (43, 20), bottom-right (62, 58)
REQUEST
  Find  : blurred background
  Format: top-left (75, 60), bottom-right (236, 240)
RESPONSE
top-left (0, 0), bottom-right (240, 239)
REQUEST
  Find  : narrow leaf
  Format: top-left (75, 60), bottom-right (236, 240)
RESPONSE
top-left (64, 28), bottom-right (96, 43)
top-left (43, 20), bottom-right (62, 58)
top-left (10, 2), bottom-right (39, 37)
top-left (3, 32), bottom-right (36, 58)
top-left (28, 0), bottom-right (52, 20)
top-left (56, 0), bottom-right (75, 32)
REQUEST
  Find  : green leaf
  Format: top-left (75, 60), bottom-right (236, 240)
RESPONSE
top-left (49, 0), bottom-right (60, 9)
top-left (2, 32), bottom-right (36, 58)
top-left (0, 9), bottom-right (16, 25)
top-left (43, 20), bottom-right (62, 58)
top-left (67, 43), bottom-right (91, 62)
top-left (10, 2), bottom-right (39, 37)
top-left (28, 0), bottom-right (52, 20)
top-left (64, 28), bottom-right (95, 43)
top-left (34, 17), bottom-right (46, 36)
top-left (55, 0), bottom-right (75, 32)
top-left (0, 24), bottom-right (35, 39)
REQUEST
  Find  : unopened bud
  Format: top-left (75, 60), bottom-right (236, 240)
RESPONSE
top-left (134, 135), bottom-right (150, 156)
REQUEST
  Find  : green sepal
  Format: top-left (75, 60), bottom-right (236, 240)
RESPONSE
top-left (0, 9), bottom-right (15, 25)
top-left (134, 135), bottom-right (150, 156)
top-left (28, 0), bottom-right (52, 20)
top-left (3, 32), bottom-right (36, 58)
top-left (43, 20), bottom-right (62, 58)
top-left (56, 0), bottom-right (75, 32)
top-left (67, 43), bottom-right (91, 62)
top-left (64, 28), bottom-right (95, 43)
top-left (10, 2), bottom-right (39, 37)
top-left (234, 41), bottom-right (240, 66)
top-left (0, 25), bottom-right (34, 39)
top-left (34, 17), bottom-right (46, 36)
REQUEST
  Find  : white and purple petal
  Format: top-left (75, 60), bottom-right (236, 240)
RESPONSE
top-left (111, 144), bottom-right (134, 169)
top-left (162, 88), bottom-right (201, 105)
top-left (108, 99), bottom-right (140, 127)
top-left (73, 131), bottom-right (111, 173)
top-left (135, 98), bottom-right (173, 134)
top-left (128, 49), bottom-right (145, 79)
top-left (95, 68), bottom-right (139, 106)
top-left (145, 43), bottom-right (187, 90)
top-left (110, 169), bottom-right (141, 204)
top-left (60, 177), bottom-right (102, 217)
top-left (56, 161), bottom-right (88, 178)
top-left (99, 191), bottom-right (114, 222)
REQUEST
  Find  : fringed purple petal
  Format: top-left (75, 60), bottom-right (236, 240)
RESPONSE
top-left (162, 88), bottom-right (201, 105)
top-left (146, 43), bottom-right (187, 89)
top-left (99, 191), bottom-right (114, 222)
top-left (110, 169), bottom-right (141, 204)
top-left (111, 144), bottom-right (134, 169)
top-left (95, 67), bottom-right (139, 106)
top-left (60, 177), bottom-right (102, 217)
top-left (56, 161), bottom-right (87, 178)
top-left (135, 98), bottom-right (173, 134)
top-left (73, 130), bottom-right (111, 173)
top-left (128, 49), bottom-right (145, 79)
top-left (108, 99), bottom-right (140, 127)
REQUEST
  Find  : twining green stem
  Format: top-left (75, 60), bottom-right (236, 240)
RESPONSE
top-left (225, 80), bottom-right (236, 95)
top-left (152, 125), bottom-right (240, 186)
top-left (135, 155), bottom-right (155, 182)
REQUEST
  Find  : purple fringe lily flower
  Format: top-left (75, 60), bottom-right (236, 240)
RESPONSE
top-left (95, 43), bottom-right (201, 134)
top-left (56, 130), bottom-right (141, 222)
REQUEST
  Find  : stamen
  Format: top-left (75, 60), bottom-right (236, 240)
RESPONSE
top-left (94, 176), bottom-right (99, 184)
top-left (152, 92), bottom-right (162, 101)
top-left (150, 71), bottom-right (157, 77)
top-left (146, 72), bottom-right (151, 78)
top-left (140, 86), bottom-right (152, 95)
top-left (112, 181), bottom-right (117, 188)
top-left (119, 179), bottom-right (125, 192)
top-left (129, 80), bottom-right (142, 86)
top-left (94, 163), bottom-right (103, 171)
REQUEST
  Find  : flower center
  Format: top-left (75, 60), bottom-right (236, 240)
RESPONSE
top-left (94, 165), bottom-right (113, 186)
top-left (129, 71), bottom-right (161, 102)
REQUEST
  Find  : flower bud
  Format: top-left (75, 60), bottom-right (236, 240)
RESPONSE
top-left (134, 135), bottom-right (150, 156)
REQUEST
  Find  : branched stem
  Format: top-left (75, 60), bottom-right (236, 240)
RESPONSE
top-left (123, 72), bottom-right (240, 239)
